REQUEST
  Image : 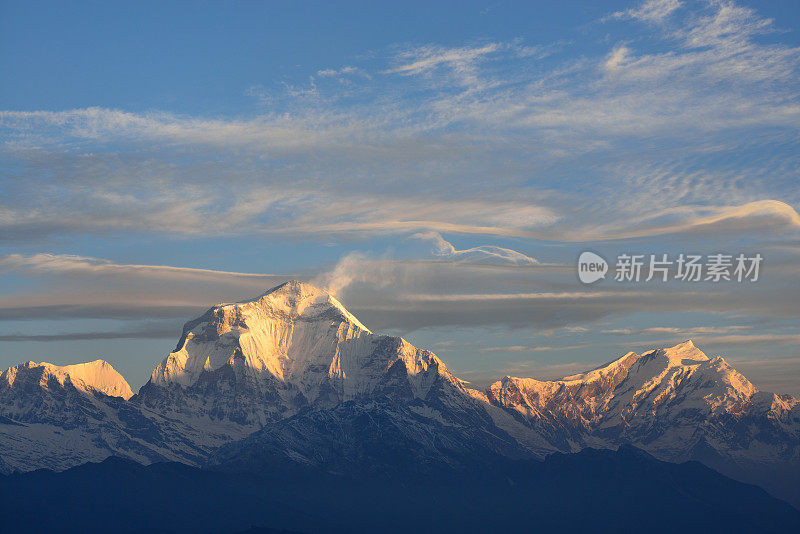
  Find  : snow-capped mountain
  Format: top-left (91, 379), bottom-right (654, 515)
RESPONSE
top-left (209, 395), bottom-right (529, 477)
top-left (1, 359), bottom-right (133, 403)
top-left (136, 281), bottom-right (532, 476)
top-left (479, 340), bottom-right (800, 504)
top-left (135, 281), bottom-right (476, 447)
top-left (0, 360), bottom-right (177, 471)
top-left (0, 281), bottom-right (797, 504)
top-left (149, 280), bottom-right (373, 391)
top-left (3, 281), bottom-right (489, 472)
top-left (0, 359), bottom-right (247, 471)
top-left (484, 340), bottom-right (800, 465)
top-left (147, 280), bottom-right (463, 406)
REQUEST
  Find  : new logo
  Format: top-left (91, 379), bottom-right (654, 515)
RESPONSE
top-left (578, 251), bottom-right (608, 284)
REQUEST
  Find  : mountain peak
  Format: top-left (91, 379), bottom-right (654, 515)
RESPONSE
top-left (1, 359), bottom-right (133, 399)
top-left (248, 279), bottom-right (324, 302)
top-left (556, 341), bottom-right (707, 384)
top-left (148, 281), bottom-right (376, 388)
top-left (642, 340), bottom-right (709, 367)
top-left (58, 360), bottom-right (134, 399)
top-left (262, 279), bottom-right (319, 295)
top-left (486, 340), bottom-right (762, 436)
top-left (229, 280), bottom-right (370, 333)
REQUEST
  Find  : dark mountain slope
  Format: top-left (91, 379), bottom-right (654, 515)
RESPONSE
top-left (1, 446), bottom-right (797, 534)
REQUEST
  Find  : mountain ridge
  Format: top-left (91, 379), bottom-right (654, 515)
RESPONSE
top-left (0, 280), bottom-right (798, 507)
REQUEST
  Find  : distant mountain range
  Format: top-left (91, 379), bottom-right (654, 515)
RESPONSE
top-left (1, 280), bottom-right (799, 529)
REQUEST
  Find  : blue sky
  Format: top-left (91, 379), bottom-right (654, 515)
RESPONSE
top-left (1, 0), bottom-right (799, 393)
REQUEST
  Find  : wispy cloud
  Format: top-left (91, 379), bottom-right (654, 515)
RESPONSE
top-left (0, 293), bottom-right (208, 321)
top-left (612, 0), bottom-right (683, 24)
top-left (411, 231), bottom-right (538, 264)
top-left (6, 246), bottom-right (795, 333)
top-left (602, 325), bottom-right (752, 336)
top-left (0, 255), bottom-right (287, 321)
top-left (384, 42), bottom-right (501, 82)
top-left (0, 327), bottom-right (178, 342)
top-left (478, 343), bottom-right (590, 353)
top-left (0, 254), bottom-right (283, 282)
top-left (1, 1), bottom-right (799, 385)
top-left (691, 333), bottom-right (800, 347)
top-left (318, 66), bottom-right (357, 77)
top-left (2, 1), bottom-right (798, 246)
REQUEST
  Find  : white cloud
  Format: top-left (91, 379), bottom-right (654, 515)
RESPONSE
top-left (604, 45), bottom-right (632, 70)
top-left (602, 325), bottom-right (752, 335)
top-left (0, 254), bottom-right (287, 321)
top-left (2, 1), bottom-right (799, 394)
top-left (411, 231), bottom-right (538, 264)
top-left (2, 248), bottom-right (798, 356)
top-left (0, 253), bottom-right (283, 283)
top-left (478, 344), bottom-right (589, 353)
top-left (311, 251), bottom-right (396, 297)
top-left (317, 66), bottom-right (361, 78)
top-left (690, 333), bottom-right (800, 346)
top-left (574, 200), bottom-right (800, 240)
top-left (613, 0), bottom-right (683, 24)
top-left (384, 43), bottom-right (501, 77)
top-left (0, 1), bottom-right (798, 248)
